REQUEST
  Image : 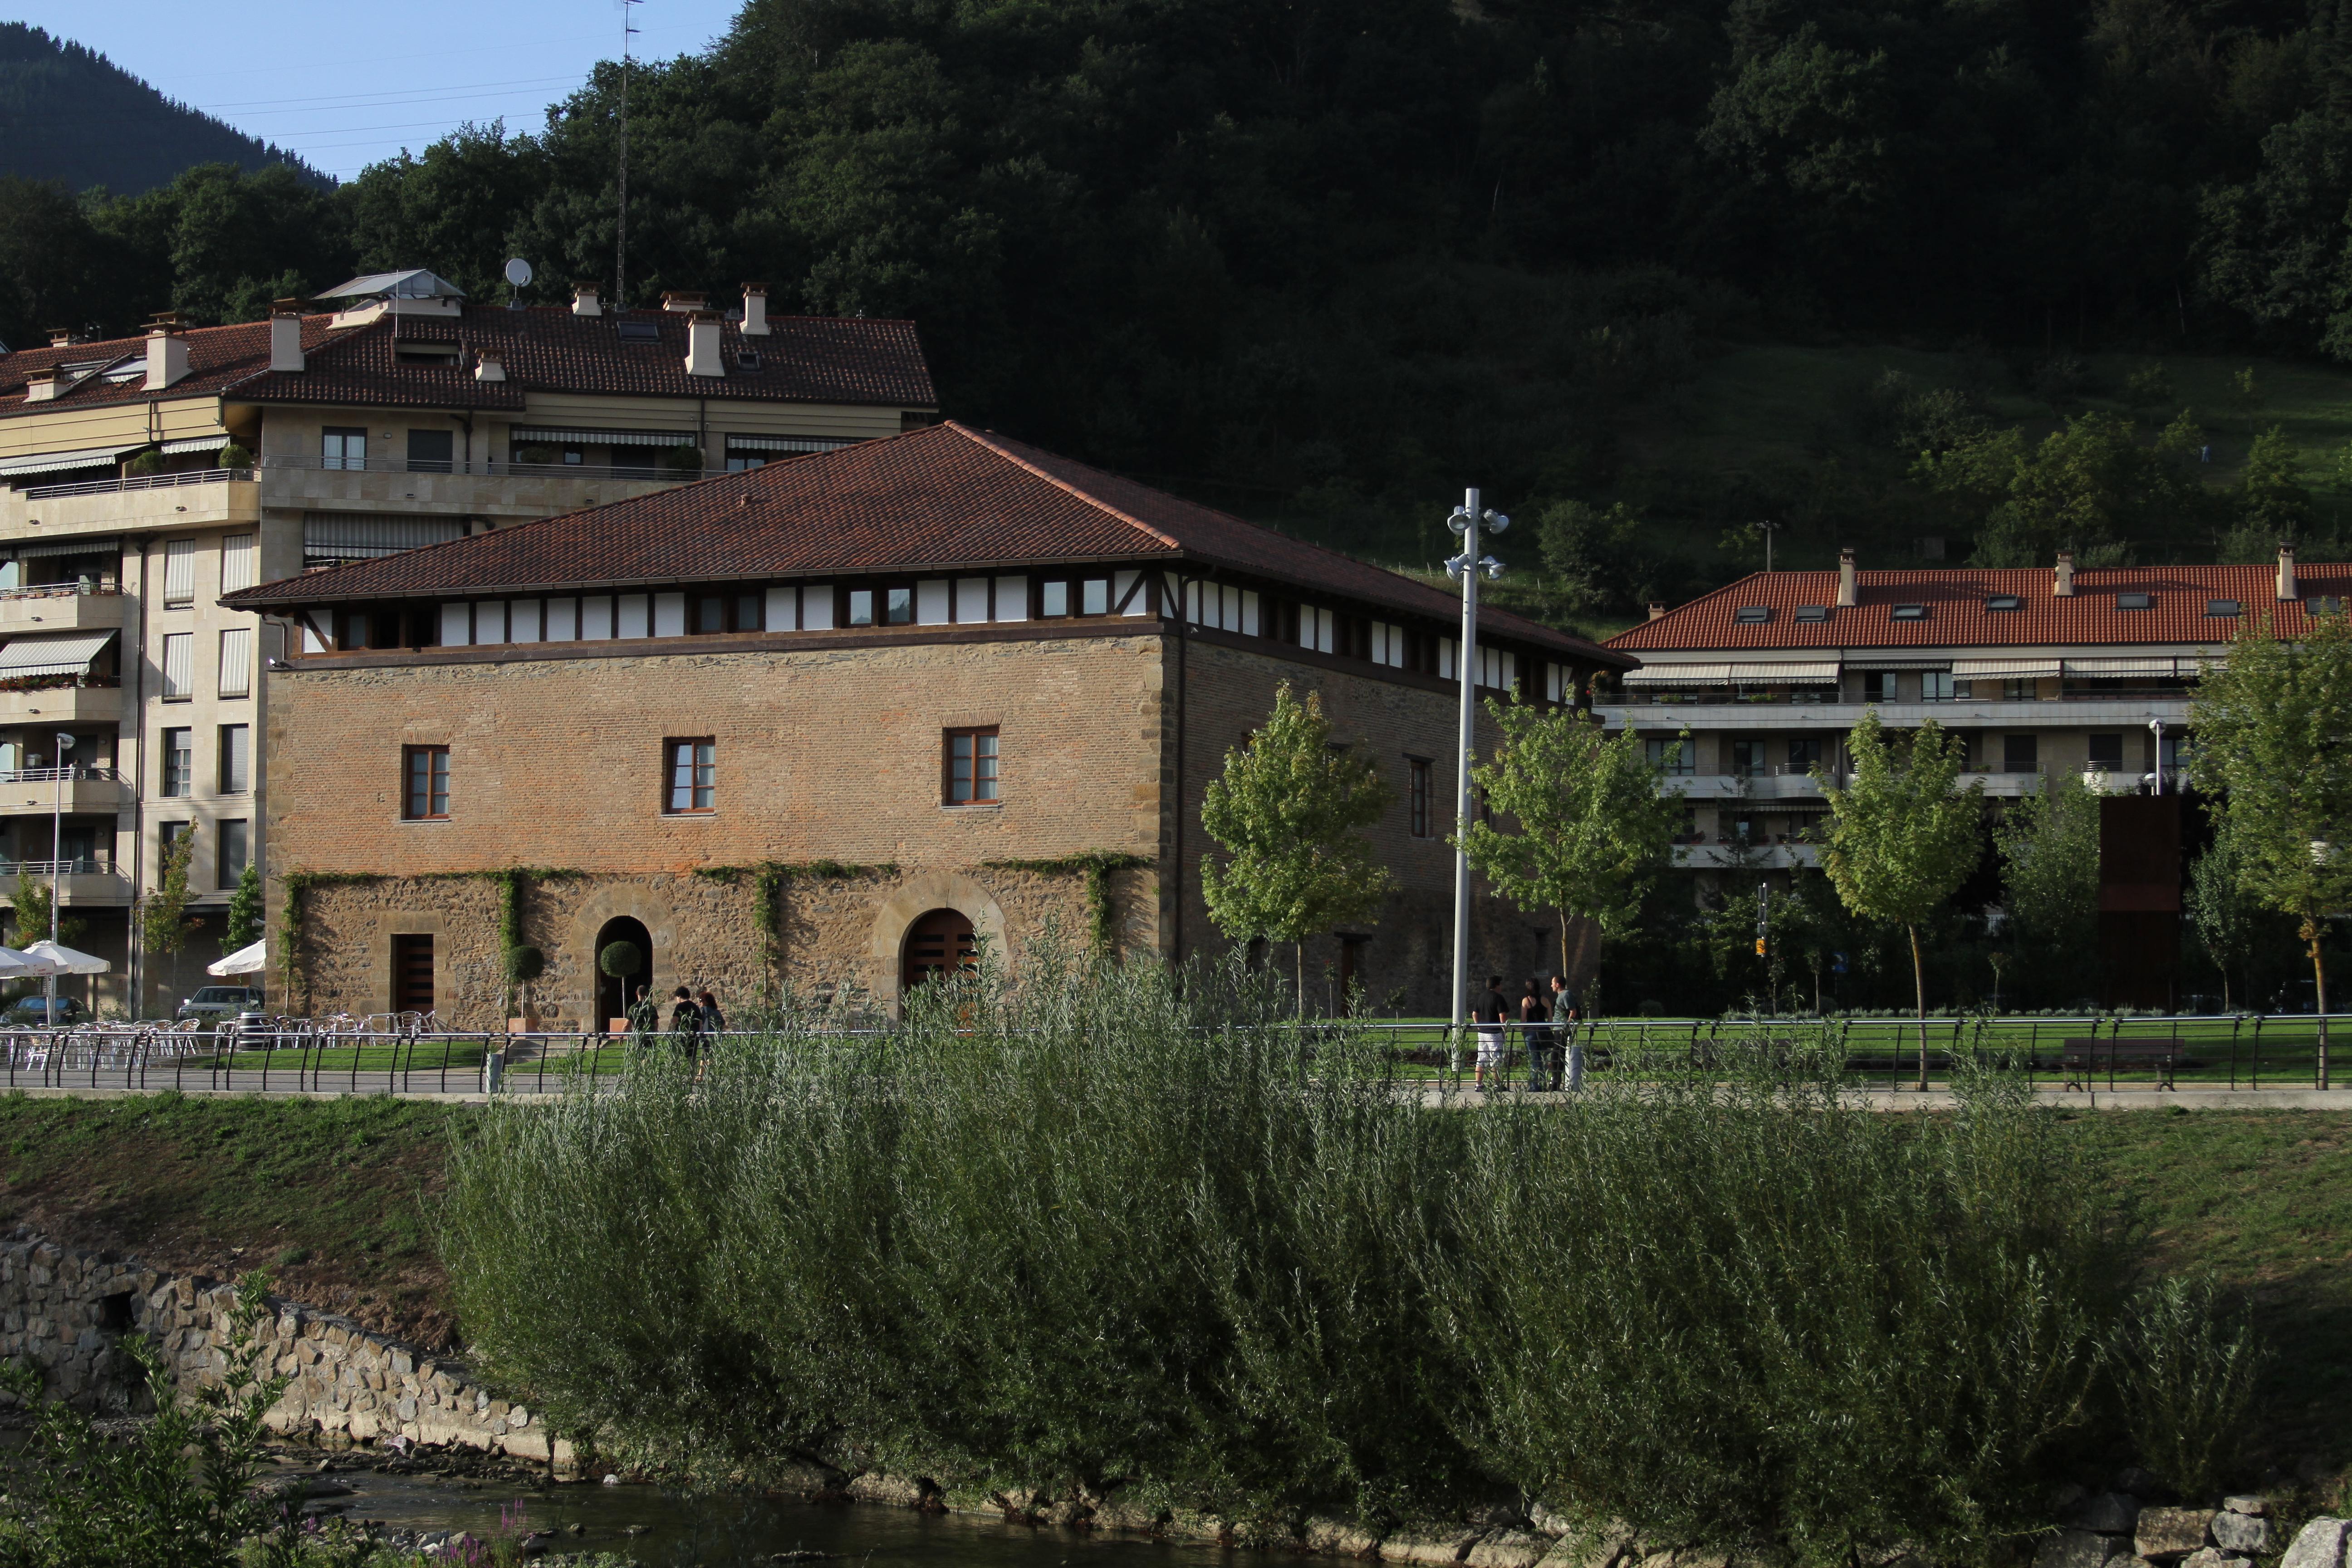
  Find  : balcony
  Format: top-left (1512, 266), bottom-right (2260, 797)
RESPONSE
top-left (1675, 843), bottom-right (1823, 870)
top-left (1601, 695), bottom-right (2196, 727)
top-left (0, 470), bottom-right (258, 538)
top-left (255, 453), bottom-right (736, 523)
top-left (0, 681), bottom-right (120, 724)
top-left (0, 588), bottom-right (125, 634)
top-left (0, 858), bottom-right (132, 906)
top-left (0, 767), bottom-right (123, 815)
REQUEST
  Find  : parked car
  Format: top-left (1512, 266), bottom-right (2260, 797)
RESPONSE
top-left (176, 986), bottom-right (265, 1025)
top-left (4, 995), bottom-right (85, 1026)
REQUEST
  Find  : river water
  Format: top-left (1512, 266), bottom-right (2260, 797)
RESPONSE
top-left (314, 1465), bottom-right (1225, 1568)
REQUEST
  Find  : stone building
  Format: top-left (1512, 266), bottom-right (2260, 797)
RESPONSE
top-left (0, 271), bottom-right (932, 1011)
top-left (225, 421), bottom-right (1630, 1024)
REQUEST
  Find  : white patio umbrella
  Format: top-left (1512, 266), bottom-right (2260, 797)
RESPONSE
top-left (208, 940), bottom-right (266, 977)
top-left (22, 940), bottom-right (107, 975)
top-left (0, 945), bottom-right (59, 978)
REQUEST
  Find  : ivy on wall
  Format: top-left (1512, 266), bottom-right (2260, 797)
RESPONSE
top-left (274, 867), bottom-right (580, 1013)
top-left (692, 861), bottom-right (900, 993)
top-left (983, 853), bottom-right (1153, 956)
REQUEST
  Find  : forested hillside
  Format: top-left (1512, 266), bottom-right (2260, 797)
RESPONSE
top-left (0, 25), bottom-right (318, 196)
top-left (17, 1), bottom-right (2352, 622)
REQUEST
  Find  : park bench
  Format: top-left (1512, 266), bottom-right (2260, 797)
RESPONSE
top-left (2057, 1037), bottom-right (2182, 1091)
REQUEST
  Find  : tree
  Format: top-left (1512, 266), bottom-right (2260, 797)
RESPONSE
top-left (2189, 611), bottom-right (2352, 1087)
top-left (1460, 701), bottom-right (1683, 978)
top-left (2186, 824), bottom-right (2264, 1013)
top-left (139, 828), bottom-right (200, 1004)
top-left (2220, 426), bottom-right (2313, 563)
top-left (1813, 710), bottom-right (1983, 1086)
top-left (1200, 683), bottom-right (1392, 1010)
top-left (1993, 770), bottom-right (2102, 1006)
top-left (1917, 409), bottom-right (2212, 568)
top-left (8, 869), bottom-right (83, 951)
top-left (223, 859), bottom-right (264, 952)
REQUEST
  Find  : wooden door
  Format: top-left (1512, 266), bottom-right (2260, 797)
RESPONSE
top-left (901, 909), bottom-right (977, 992)
top-left (392, 934), bottom-right (435, 1014)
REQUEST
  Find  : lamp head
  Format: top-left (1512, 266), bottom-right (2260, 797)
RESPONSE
top-left (1446, 506), bottom-right (1472, 536)
top-left (1483, 509), bottom-right (1509, 534)
top-left (54, 733), bottom-right (72, 751)
top-left (1481, 556), bottom-right (1504, 581)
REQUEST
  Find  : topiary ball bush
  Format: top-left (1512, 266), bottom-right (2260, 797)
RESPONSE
top-left (506, 945), bottom-right (544, 982)
top-left (217, 442), bottom-right (252, 469)
top-left (125, 451), bottom-right (163, 475)
top-left (598, 941), bottom-right (642, 979)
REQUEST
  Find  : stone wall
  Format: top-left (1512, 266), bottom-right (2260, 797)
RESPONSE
top-left (0, 1233), bottom-right (573, 1470)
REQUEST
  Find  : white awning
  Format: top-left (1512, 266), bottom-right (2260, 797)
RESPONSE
top-left (159, 435), bottom-right (234, 456)
top-left (725, 434), bottom-right (858, 453)
top-left (2063, 658), bottom-right (2178, 676)
top-left (0, 446), bottom-right (133, 477)
top-left (1726, 661), bottom-right (1839, 681)
top-left (509, 426), bottom-right (696, 449)
top-left (1621, 663), bottom-right (1731, 686)
top-left (0, 631), bottom-right (114, 679)
top-left (1950, 658), bottom-right (2062, 677)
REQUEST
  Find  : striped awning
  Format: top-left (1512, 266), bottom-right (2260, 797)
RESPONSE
top-left (14, 535), bottom-right (118, 560)
top-left (2063, 658), bottom-right (2178, 676)
top-left (509, 426), bottom-right (696, 449)
top-left (0, 446), bottom-right (134, 477)
top-left (0, 631), bottom-right (114, 679)
top-left (725, 434), bottom-right (858, 453)
top-left (1726, 661), bottom-right (1839, 681)
top-left (1621, 664), bottom-right (1731, 686)
top-left (1950, 658), bottom-right (2062, 677)
top-left (304, 513), bottom-right (466, 562)
top-left (159, 434), bottom-right (234, 455)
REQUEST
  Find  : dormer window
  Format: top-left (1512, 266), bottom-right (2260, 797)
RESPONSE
top-left (1733, 605), bottom-right (1771, 624)
top-left (1891, 604), bottom-right (1927, 621)
top-left (1794, 604), bottom-right (1828, 623)
top-left (1985, 594), bottom-right (2022, 611)
top-left (2117, 592), bottom-right (2154, 610)
top-left (2207, 598), bottom-right (2241, 617)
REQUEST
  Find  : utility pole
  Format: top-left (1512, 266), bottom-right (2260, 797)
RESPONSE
top-left (1446, 491), bottom-right (1508, 1080)
top-left (616, 0), bottom-right (640, 310)
top-left (1755, 519), bottom-right (1782, 573)
top-left (46, 731), bottom-right (70, 1018)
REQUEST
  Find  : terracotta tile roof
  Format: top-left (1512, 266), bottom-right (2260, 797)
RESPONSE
top-left (0, 307), bottom-right (933, 418)
top-left (1604, 563), bottom-right (2348, 654)
top-left (223, 421), bottom-right (1627, 664)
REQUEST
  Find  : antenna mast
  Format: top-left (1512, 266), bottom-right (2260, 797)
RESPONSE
top-left (616, 0), bottom-right (640, 310)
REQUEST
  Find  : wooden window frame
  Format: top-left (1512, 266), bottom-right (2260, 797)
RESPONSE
top-left (1407, 756), bottom-right (1433, 838)
top-left (402, 745), bottom-right (450, 821)
top-left (664, 737), bottom-right (717, 814)
top-left (692, 589), bottom-right (765, 636)
top-left (943, 726), bottom-right (1001, 805)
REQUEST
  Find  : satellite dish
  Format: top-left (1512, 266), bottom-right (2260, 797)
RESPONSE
top-left (503, 257), bottom-right (534, 288)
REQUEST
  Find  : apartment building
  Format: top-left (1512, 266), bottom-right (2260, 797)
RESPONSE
top-left (1596, 547), bottom-right (2318, 876)
top-left (222, 421), bottom-right (1631, 1025)
top-left (0, 271), bottom-right (935, 1012)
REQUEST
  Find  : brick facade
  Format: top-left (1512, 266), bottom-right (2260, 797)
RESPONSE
top-left (264, 624), bottom-right (1597, 1024)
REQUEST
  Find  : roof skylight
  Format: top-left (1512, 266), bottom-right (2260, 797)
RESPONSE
top-left (2117, 592), bottom-right (2154, 610)
top-left (2207, 598), bottom-right (2241, 617)
top-left (1891, 604), bottom-right (1927, 620)
top-left (616, 320), bottom-right (661, 343)
top-left (1734, 605), bottom-right (1771, 623)
top-left (1985, 594), bottom-right (2022, 611)
top-left (1794, 604), bottom-right (1829, 622)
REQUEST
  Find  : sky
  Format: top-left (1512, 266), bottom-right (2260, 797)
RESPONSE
top-left (8, 0), bottom-right (744, 182)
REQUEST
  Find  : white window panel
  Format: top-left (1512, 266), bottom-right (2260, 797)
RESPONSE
top-left (617, 594), bottom-right (650, 638)
top-left (440, 603), bottom-right (471, 646)
top-left (1220, 584), bottom-right (1240, 629)
top-left (1185, 581), bottom-right (1202, 624)
top-left (653, 593), bottom-right (685, 637)
top-left (1438, 637), bottom-right (1456, 680)
top-left (161, 632), bottom-right (192, 697)
top-left (916, 579), bottom-right (951, 625)
top-left (991, 576), bottom-right (1027, 622)
top-left (1117, 569), bottom-right (1147, 616)
top-left (302, 612), bottom-right (328, 654)
top-left (801, 588), bottom-right (833, 631)
top-left (545, 597), bottom-right (578, 641)
top-left (163, 539), bottom-right (195, 608)
top-left (766, 586), bottom-right (797, 632)
top-left (219, 534), bottom-right (255, 594)
top-left (582, 595), bottom-right (614, 640)
top-left (1241, 590), bottom-right (1259, 636)
top-left (1303, 606), bottom-right (1334, 654)
top-left (217, 628), bottom-right (251, 697)
top-left (511, 600), bottom-right (542, 642)
top-left (955, 578), bottom-right (988, 624)
top-left (475, 603), bottom-right (506, 644)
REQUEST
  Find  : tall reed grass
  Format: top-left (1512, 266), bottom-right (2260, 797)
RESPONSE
top-left (439, 953), bottom-right (2248, 1563)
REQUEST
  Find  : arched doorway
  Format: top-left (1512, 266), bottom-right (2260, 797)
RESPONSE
top-left (594, 916), bottom-right (652, 1029)
top-left (901, 908), bottom-right (978, 992)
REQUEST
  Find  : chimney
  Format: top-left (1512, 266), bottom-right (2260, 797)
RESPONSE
top-left (22, 369), bottom-right (59, 403)
top-left (474, 348), bottom-right (506, 382)
top-left (685, 310), bottom-right (725, 378)
top-left (2278, 540), bottom-right (2299, 603)
top-left (572, 281), bottom-right (602, 317)
top-left (268, 299), bottom-right (304, 373)
top-left (1646, 602), bottom-right (1667, 622)
top-left (46, 328), bottom-right (74, 348)
top-left (662, 290), bottom-right (708, 314)
top-left (741, 282), bottom-right (770, 337)
top-left (1836, 548), bottom-right (1857, 607)
top-left (2053, 550), bottom-right (2075, 597)
top-left (143, 312), bottom-right (189, 391)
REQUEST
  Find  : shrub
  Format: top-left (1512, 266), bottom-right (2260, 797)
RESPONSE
top-left (596, 941), bottom-right (640, 978)
top-left (124, 451), bottom-right (163, 475)
top-left (2107, 1276), bottom-right (2264, 1499)
top-left (216, 441), bottom-right (252, 468)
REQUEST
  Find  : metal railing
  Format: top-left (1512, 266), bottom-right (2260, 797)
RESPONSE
top-left (0, 857), bottom-right (114, 877)
top-left (20, 468), bottom-right (250, 500)
top-left (0, 1012), bottom-right (2344, 1099)
top-left (0, 765), bottom-right (118, 785)
top-left (258, 454), bottom-right (727, 483)
top-left (0, 585), bottom-right (119, 603)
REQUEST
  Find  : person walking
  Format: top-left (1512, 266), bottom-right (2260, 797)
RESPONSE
top-left (1550, 973), bottom-right (1585, 1090)
top-left (1472, 974), bottom-right (1509, 1092)
top-left (696, 988), bottom-right (725, 1041)
top-left (668, 985), bottom-right (701, 1060)
top-left (1522, 978), bottom-right (1556, 1092)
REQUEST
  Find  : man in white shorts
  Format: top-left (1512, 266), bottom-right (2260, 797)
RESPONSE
top-left (1473, 975), bottom-right (1509, 1091)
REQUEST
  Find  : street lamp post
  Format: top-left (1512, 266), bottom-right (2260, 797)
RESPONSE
top-left (1445, 490), bottom-right (1508, 1080)
top-left (46, 731), bottom-right (71, 1019)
